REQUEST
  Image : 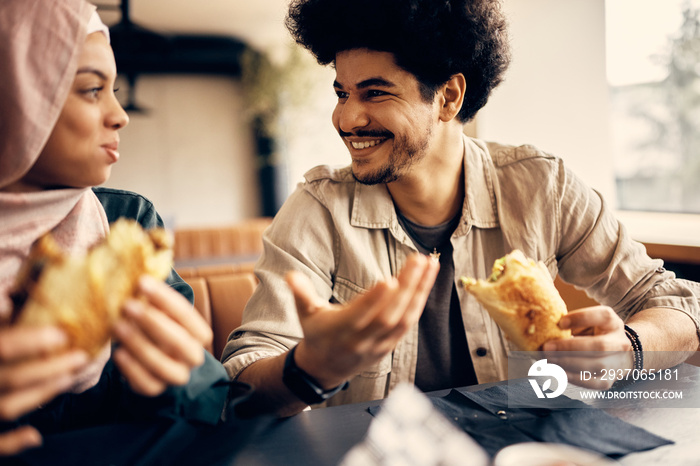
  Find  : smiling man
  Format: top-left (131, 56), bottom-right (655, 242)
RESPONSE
top-left (222, 0), bottom-right (700, 417)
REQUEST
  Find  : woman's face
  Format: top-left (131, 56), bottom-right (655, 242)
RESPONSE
top-left (19, 31), bottom-right (129, 190)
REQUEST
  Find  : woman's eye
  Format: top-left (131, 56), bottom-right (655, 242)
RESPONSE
top-left (82, 87), bottom-right (103, 98)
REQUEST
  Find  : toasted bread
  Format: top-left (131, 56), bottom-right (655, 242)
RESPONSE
top-left (460, 250), bottom-right (571, 351)
top-left (10, 219), bottom-right (173, 356)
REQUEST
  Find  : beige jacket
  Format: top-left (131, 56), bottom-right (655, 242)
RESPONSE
top-left (222, 136), bottom-right (700, 407)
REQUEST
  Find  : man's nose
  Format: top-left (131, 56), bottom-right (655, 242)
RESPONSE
top-left (336, 97), bottom-right (369, 133)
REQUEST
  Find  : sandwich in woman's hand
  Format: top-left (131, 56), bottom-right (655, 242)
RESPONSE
top-left (9, 219), bottom-right (173, 356)
top-left (460, 250), bottom-right (572, 351)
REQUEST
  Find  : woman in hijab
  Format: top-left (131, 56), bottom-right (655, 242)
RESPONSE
top-left (0, 0), bottom-right (231, 456)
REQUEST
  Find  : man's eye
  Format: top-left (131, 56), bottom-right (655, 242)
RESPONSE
top-left (367, 90), bottom-right (388, 98)
top-left (335, 90), bottom-right (348, 99)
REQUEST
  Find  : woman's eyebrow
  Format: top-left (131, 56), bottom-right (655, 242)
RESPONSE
top-left (76, 67), bottom-right (107, 80)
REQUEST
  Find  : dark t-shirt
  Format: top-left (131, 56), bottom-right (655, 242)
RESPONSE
top-left (397, 211), bottom-right (478, 392)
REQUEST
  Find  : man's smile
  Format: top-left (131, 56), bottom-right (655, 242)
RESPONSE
top-left (349, 139), bottom-right (384, 150)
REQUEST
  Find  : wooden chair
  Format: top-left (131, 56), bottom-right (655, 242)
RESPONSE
top-left (182, 276), bottom-right (214, 355)
top-left (207, 272), bottom-right (258, 360)
top-left (181, 271), bottom-right (258, 359)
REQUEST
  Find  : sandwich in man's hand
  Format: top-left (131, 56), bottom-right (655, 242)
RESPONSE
top-left (9, 219), bottom-right (173, 356)
top-left (460, 250), bottom-right (572, 351)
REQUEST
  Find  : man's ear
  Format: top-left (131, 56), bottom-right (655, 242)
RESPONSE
top-left (438, 74), bottom-right (466, 122)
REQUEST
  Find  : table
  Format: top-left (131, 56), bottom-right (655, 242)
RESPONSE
top-left (16, 365), bottom-right (700, 466)
top-left (230, 364), bottom-right (700, 466)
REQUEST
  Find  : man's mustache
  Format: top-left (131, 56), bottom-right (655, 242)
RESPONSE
top-left (338, 129), bottom-right (393, 139)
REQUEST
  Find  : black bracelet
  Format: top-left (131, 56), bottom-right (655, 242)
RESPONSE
top-left (612, 325), bottom-right (644, 390)
top-left (624, 324), bottom-right (644, 371)
top-left (282, 345), bottom-right (349, 405)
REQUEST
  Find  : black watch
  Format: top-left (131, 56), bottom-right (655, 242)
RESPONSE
top-left (282, 345), bottom-right (349, 405)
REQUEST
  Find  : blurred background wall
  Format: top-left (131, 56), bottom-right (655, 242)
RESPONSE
top-left (99, 0), bottom-right (612, 230)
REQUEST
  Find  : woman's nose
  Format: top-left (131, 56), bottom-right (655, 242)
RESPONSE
top-left (106, 95), bottom-right (129, 130)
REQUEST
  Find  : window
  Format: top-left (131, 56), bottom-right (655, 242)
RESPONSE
top-left (606, 0), bottom-right (700, 213)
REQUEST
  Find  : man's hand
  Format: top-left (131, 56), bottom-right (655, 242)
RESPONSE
top-left (112, 275), bottom-right (213, 397)
top-left (543, 305), bottom-right (631, 390)
top-left (0, 326), bottom-right (90, 456)
top-left (288, 253), bottom-right (439, 389)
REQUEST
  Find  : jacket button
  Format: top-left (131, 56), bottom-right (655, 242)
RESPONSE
top-left (476, 347), bottom-right (488, 357)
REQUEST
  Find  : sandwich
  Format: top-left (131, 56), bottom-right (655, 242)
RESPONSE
top-left (460, 250), bottom-right (571, 351)
top-left (9, 219), bottom-right (173, 356)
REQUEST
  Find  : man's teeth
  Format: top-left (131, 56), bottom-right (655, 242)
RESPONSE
top-left (351, 139), bottom-right (381, 149)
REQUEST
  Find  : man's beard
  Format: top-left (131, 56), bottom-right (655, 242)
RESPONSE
top-left (351, 128), bottom-right (431, 186)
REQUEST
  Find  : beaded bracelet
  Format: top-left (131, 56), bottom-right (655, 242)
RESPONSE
top-left (624, 324), bottom-right (644, 371)
top-left (611, 324), bottom-right (644, 390)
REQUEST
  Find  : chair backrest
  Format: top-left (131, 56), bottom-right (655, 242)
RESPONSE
top-left (207, 272), bottom-right (258, 359)
top-left (181, 271), bottom-right (258, 360)
top-left (173, 218), bottom-right (273, 261)
top-left (183, 276), bottom-right (214, 354)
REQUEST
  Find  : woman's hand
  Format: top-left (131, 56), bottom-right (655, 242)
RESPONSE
top-left (0, 326), bottom-right (89, 455)
top-left (112, 275), bottom-right (213, 397)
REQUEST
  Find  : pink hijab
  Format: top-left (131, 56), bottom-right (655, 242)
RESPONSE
top-left (0, 0), bottom-right (112, 390)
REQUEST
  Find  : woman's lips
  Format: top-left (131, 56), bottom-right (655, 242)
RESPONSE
top-left (102, 142), bottom-right (120, 162)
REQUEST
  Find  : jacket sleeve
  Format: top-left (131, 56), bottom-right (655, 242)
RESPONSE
top-left (220, 185), bottom-right (338, 379)
top-left (554, 162), bottom-right (700, 332)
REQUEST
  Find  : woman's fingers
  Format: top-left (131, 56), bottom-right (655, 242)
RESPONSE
top-left (112, 347), bottom-right (167, 397)
top-left (0, 327), bottom-right (69, 362)
top-left (111, 277), bottom-right (214, 396)
top-left (121, 299), bottom-right (204, 368)
top-left (0, 426), bottom-right (42, 457)
top-left (112, 317), bottom-right (193, 389)
top-left (0, 328), bottom-right (89, 422)
top-left (0, 350), bottom-right (88, 392)
top-left (137, 276), bottom-right (213, 346)
top-left (0, 373), bottom-right (77, 421)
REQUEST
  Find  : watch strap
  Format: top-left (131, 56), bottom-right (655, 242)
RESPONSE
top-left (282, 345), bottom-right (349, 405)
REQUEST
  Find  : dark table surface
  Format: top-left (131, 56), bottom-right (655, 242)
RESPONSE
top-left (229, 364), bottom-right (700, 466)
top-left (14, 364), bottom-right (700, 466)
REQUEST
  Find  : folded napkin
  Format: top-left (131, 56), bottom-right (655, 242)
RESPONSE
top-left (370, 381), bottom-right (672, 458)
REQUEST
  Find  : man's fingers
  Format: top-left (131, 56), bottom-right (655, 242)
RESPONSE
top-left (360, 254), bottom-right (436, 337)
top-left (286, 271), bottom-right (328, 318)
top-left (560, 306), bottom-right (622, 333)
top-left (0, 426), bottom-right (42, 456)
top-left (349, 278), bottom-right (399, 329)
top-left (401, 256), bottom-right (440, 322)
